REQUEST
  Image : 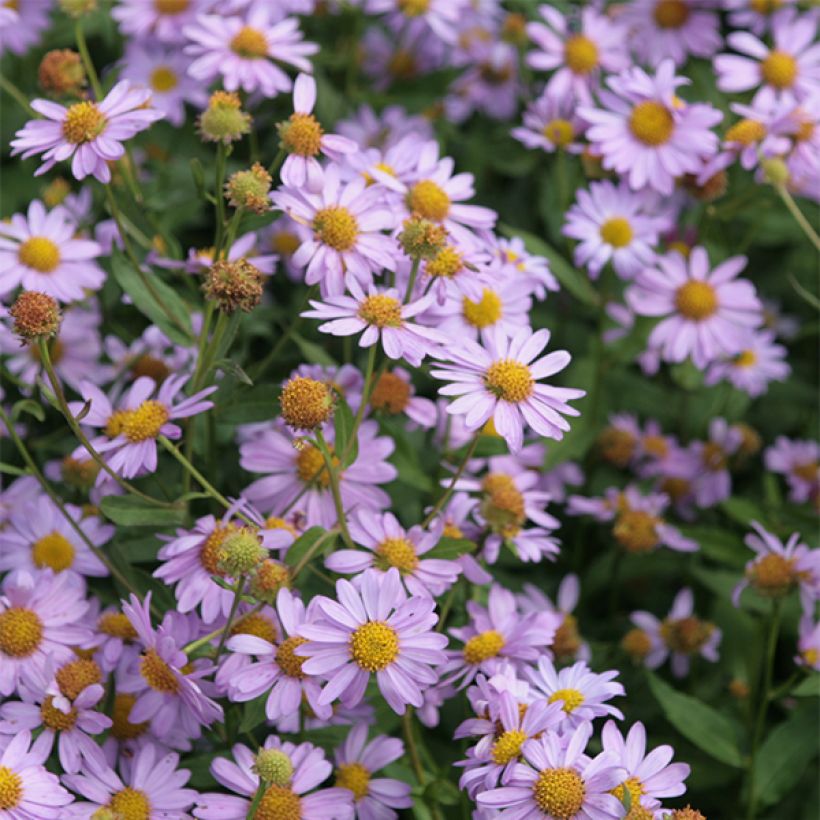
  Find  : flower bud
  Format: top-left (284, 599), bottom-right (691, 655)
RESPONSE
top-left (38, 49), bottom-right (86, 96)
top-left (59, 0), bottom-right (97, 16)
top-left (202, 259), bottom-right (264, 314)
top-left (249, 558), bottom-right (291, 604)
top-left (216, 528), bottom-right (266, 577)
top-left (198, 91), bottom-right (252, 144)
top-left (280, 377), bottom-right (334, 431)
top-left (621, 628), bottom-right (651, 662)
top-left (253, 749), bottom-right (293, 786)
top-left (42, 177), bottom-right (71, 208)
top-left (500, 13), bottom-right (527, 46)
top-left (9, 291), bottom-right (61, 340)
top-left (225, 163), bottom-right (272, 214)
top-left (761, 157), bottom-right (790, 186)
top-left (728, 679), bottom-right (750, 700)
top-left (398, 216), bottom-right (447, 261)
top-left (669, 808), bottom-right (707, 820)
top-left (60, 456), bottom-right (100, 491)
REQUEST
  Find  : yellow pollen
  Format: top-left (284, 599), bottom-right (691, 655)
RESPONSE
top-left (701, 441), bottom-right (727, 471)
top-left (548, 687), bottom-right (585, 714)
top-left (230, 26), bottom-right (268, 59)
top-left (280, 112), bottom-right (324, 157)
top-left (725, 119), bottom-right (766, 145)
top-left (369, 371), bottom-right (411, 413)
top-left (56, 658), bottom-right (102, 700)
top-left (748, 553), bottom-right (798, 597)
top-left (0, 607), bottom-right (43, 658)
top-left (111, 693), bottom-right (149, 740)
top-left (200, 523), bottom-right (239, 576)
top-left (121, 400), bottom-right (169, 442)
top-left (613, 509), bottom-right (660, 553)
top-left (31, 531), bottom-right (75, 571)
top-left (4, 0), bottom-right (19, 9)
top-left (349, 621), bottom-right (399, 672)
top-left (750, 0), bottom-right (783, 12)
top-left (252, 559), bottom-right (292, 598)
top-left (335, 762), bottom-right (371, 800)
top-left (280, 377), bottom-right (333, 430)
top-left (653, 0), bottom-right (690, 28)
top-left (734, 350), bottom-right (757, 368)
top-left (131, 354), bottom-right (170, 384)
top-left (358, 293), bottom-right (403, 328)
top-left (564, 35), bottom-right (599, 74)
top-left (149, 66), bottom-right (178, 92)
top-left (266, 516), bottom-right (298, 537)
top-left (660, 616), bottom-right (714, 654)
top-left (313, 206), bottom-right (359, 251)
top-left (407, 180), bottom-right (451, 222)
top-left (255, 785), bottom-right (302, 820)
top-left (760, 50), bottom-right (798, 89)
top-left (442, 522), bottom-right (463, 539)
top-left (62, 101), bottom-right (106, 144)
top-left (295, 444), bottom-right (335, 488)
top-left (543, 118), bottom-right (574, 147)
top-left (552, 614), bottom-right (582, 659)
top-left (272, 231), bottom-right (301, 256)
top-left (0, 767), bottom-right (22, 811)
top-left (398, 0), bottom-right (430, 16)
top-left (599, 428), bottom-right (637, 467)
top-left (629, 101), bottom-right (674, 146)
top-left (612, 777), bottom-right (645, 806)
top-left (600, 217), bottom-right (634, 248)
top-left (154, 0), bottom-right (189, 13)
top-left (795, 118), bottom-right (814, 142)
top-left (426, 245), bottom-right (463, 279)
top-left (231, 613), bottom-right (278, 644)
top-left (275, 635), bottom-right (308, 678)
top-left (532, 767), bottom-right (586, 818)
top-left (98, 611), bottom-right (138, 641)
top-left (674, 280), bottom-right (718, 321)
top-left (481, 473), bottom-right (526, 538)
top-left (463, 289), bottom-right (503, 329)
top-left (104, 409), bottom-right (130, 438)
top-left (643, 434), bottom-right (669, 458)
top-left (387, 49), bottom-right (416, 80)
top-left (375, 537), bottom-right (419, 573)
top-left (18, 237), bottom-right (60, 273)
top-left (463, 629), bottom-right (505, 665)
top-left (793, 461), bottom-right (818, 482)
top-left (108, 787), bottom-right (151, 820)
top-left (803, 648), bottom-right (818, 666)
top-left (622, 628), bottom-right (652, 659)
top-left (484, 359), bottom-right (533, 403)
top-left (40, 696), bottom-right (78, 731)
top-left (667, 240), bottom-right (691, 258)
top-left (491, 729), bottom-right (527, 765)
top-left (140, 648), bottom-right (180, 693)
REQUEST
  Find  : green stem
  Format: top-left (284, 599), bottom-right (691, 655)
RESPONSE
top-left (267, 147), bottom-right (285, 178)
top-left (213, 143), bottom-right (229, 259)
top-left (74, 20), bottom-right (103, 99)
top-left (222, 208), bottom-right (245, 261)
top-left (315, 430), bottom-right (354, 549)
top-left (403, 258), bottom-right (421, 303)
top-left (422, 433), bottom-right (480, 528)
top-left (291, 528), bottom-right (340, 579)
top-left (214, 578), bottom-right (246, 662)
top-left (341, 344), bottom-right (378, 465)
top-left (184, 603), bottom-right (263, 656)
top-left (245, 785), bottom-right (266, 820)
top-left (0, 75), bottom-right (35, 116)
top-left (402, 708), bottom-right (426, 786)
top-left (776, 184), bottom-right (820, 253)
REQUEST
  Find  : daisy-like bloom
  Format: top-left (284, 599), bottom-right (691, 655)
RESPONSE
top-left (527, 658), bottom-right (625, 728)
top-left (272, 165), bottom-right (399, 296)
top-left (621, 0), bottom-right (722, 68)
top-left (626, 247), bottom-right (762, 368)
top-left (240, 419), bottom-right (396, 527)
top-left (194, 736), bottom-right (354, 819)
top-left (87, 603), bottom-right (139, 674)
top-left (326, 510), bottom-right (460, 597)
top-left (63, 741), bottom-right (197, 817)
top-left (11, 81), bottom-right (163, 184)
top-left (119, 593), bottom-right (224, 740)
top-left (630, 588), bottom-right (722, 678)
top-left (704, 329), bottom-right (790, 397)
top-left (162, 232), bottom-right (277, 277)
top-left (366, 0), bottom-right (467, 44)
top-left (526, 6), bottom-right (628, 104)
top-left (431, 326), bottom-right (584, 453)
top-left (360, 21), bottom-right (446, 92)
top-left (367, 367), bottom-right (437, 429)
top-left (732, 521), bottom-right (820, 610)
top-left (223, 588), bottom-right (332, 724)
top-left (796, 616), bottom-right (820, 671)
top-left (715, 9), bottom-right (820, 106)
top-left (0, 200), bottom-right (104, 301)
top-left (279, 73), bottom-right (357, 189)
top-left (764, 436), bottom-right (819, 506)
top-left (726, 0), bottom-right (798, 36)
top-left (688, 417), bottom-right (742, 507)
top-left (414, 240), bottom-right (490, 306)
top-left (596, 413), bottom-right (642, 469)
top-left (337, 104), bottom-right (434, 151)
top-left (297, 568), bottom-right (448, 715)
top-left (112, 0), bottom-right (208, 43)
top-left (491, 235), bottom-right (559, 300)
top-left (0, 499), bottom-right (111, 579)
top-left (0, 730), bottom-right (73, 818)
top-left (0, 0), bottom-right (51, 57)
top-left (512, 89), bottom-right (586, 155)
top-left (601, 720), bottom-right (690, 813)
top-left (476, 721), bottom-right (626, 820)
top-left (304, 280), bottom-right (444, 367)
top-left (581, 60), bottom-right (722, 195)
top-left (120, 42), bottom-right (208, 127)
top-left (69, 375), bottom-right (216, 480)
top-left (184, 7), bottom-right (318, 98)
top-left (333, 723), bottom-right (413, 819)
top-left (0, 569), bottom-right (90, 698)
top-left (563, 179), bottom-right (667, 280)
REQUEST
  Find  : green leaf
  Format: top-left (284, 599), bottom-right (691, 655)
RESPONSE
top-left (213, 358), bottom-right (253, 386)
top-left (292, 332), bottom-right (338, 367)
top-left (239, 694), bottom-right (269, 733)
top-left (334, 399), bottom-right (357, 468)
top-left (112, 535), bottom-right (162, 564)
top-left (677, 525), bottom-right (747, 568)
top-left (0, 462), bottom-right (28, 476)
top-left (284, 526), bottom-right (334, 568)
top-left (721, 497), bottom-right (766, 528)
top-left (218, 384), bottom-right (278, 424)
top-left (792, 675), bottom-right (820, 697)
top-left (427, 537), bottom-right (477, 560)
top-left (12, 398), bottom-right (44, 423)
top-left (100, 496), bottom-right (186, 528)
top-left (647, 673), bottom-right (744, 767)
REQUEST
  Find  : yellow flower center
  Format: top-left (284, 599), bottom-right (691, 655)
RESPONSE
top-left (553, 614), bottom-right (582, 660)
top-left (279, 112), bottom-right (324, 157)
top-left (622, 628), bottom-right (652, 659)
top-left (104, 409), bottom-right (130, 438)
top-left (600, 217), bottom-right (634, 248)
top-left (295, 444), bottom-right (335, 488)
top-left (463, 629), bottom-right (505, 664)
top-left (121, 400), bottom-right (170, 442)
top-left (111, 693), bottom-right (149, 740)
top-left (231, 613), bottom-right (278, 644)
top-left (803, 648), bottom-right (818, 666)
top-left (3, 0), bottom-right (19, 10)
top-left (653, 0), bottom-right (689, 28)
top-left (31, 531), bottom-right (75, 572)
top-left (484, 359), bottom-right (533, 403)
top-left (643, 434), bottom-right (669, 458)
top-left (463, 288), bottom-right (503, 329)
top-left (131, 354), bottom-right (170, 384)
top-left (62, 101), bottom-right (107, 144)
top-left (0, 607), bottom-right (43, 658)
top-left (56, 658), bottom-right (102, 700)
top-left (481, 473), bottom-right (526, 538)
top-left (398, 0), bottom-right (430, 16)
top-left (335, 762), bottom-right (371, 800)
top-left (313, 206), bottom-right (359, 252)
top-left (564, 35), bottom-right (599, 74)
top-left (18, 236), bottom-right (60, 273)
top-left (98, 611), bottom-right (138, 641)
top-left (252, 560), bottom-right (292, 598)
top-left (761, 50), bottom-right (798, 89)
top-left (532, 767), bottom-right (586, 818)
top-left (674, 280), bottom-right (718, 321)
top-left (613, 509), bottom-right (660, 553)
top-left (140, 648), bottom-right (180, 693)
top-left (750, 0), bottom-right (782, 12)
top-left (40, 695), bottom-right (78, 731)
top-left (230, 26), bottom-right (268, 59)
top-left (793, 461), bottom-right (818, 482)
top-left (280, 377), bottom-right (333, 431)
top-left (272, 231), bottom-right (301, 256)
top-left (442, 522), bottom-right (464, 539)
top-left (369, 371), bottom-right (411, 413)
top-left (154, 0), bottom-right (189, 13)
top-left (358, 293), bottom-right (403, 328)
top-left (275, 635), bottom-right (308, 678)
top-left (734, 349), bottom-right (757, 368)
top-left (701, 441), bottom-right (727, 471)
top-left (548, 687), bottom-right (585, 714)
top-left (255, 785), bottom-right (302, 820)
top-left (388, 49), bottom-right (416, 79)
top-left (612, 777), bottom-right (645, 806)
top-left (667, 240), bottom-right (691, 258)
top-left (149, 66), bottom-right (178, 92)
top-left (542, 118), bottom-right (575, 147)
top-left (629, 101), bottom-right (675, 146)
top-left (0, 767), bottom-right (22, 811)
top-left (108, 787), bottom-right (151, 820)
top-left (725, 118), bottom-right (766, 145)
top-left (200, 523), bottom-right (239, 576)
top-left (426, 246), bottom-right (463, 279)
top-left (375, 537), bottom-right (419, 573)
top-left (407, 180), bottom-right (451, 222)
top-left (350, 621), bottom-right (399, 672)
top-left (748, 554), bottom-right (798, 597)
top-left (660, 616), bottom-right (714, 654)
top-left (491, 729), bottom-right (528, 765)
top-left (599, 428), bottom-right (637, 467)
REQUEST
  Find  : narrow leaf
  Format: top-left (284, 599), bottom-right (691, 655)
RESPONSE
top-left (334, 399), bottom-right (357, 467)
top-left (100, 496), bottom-right (186, 527)
top-left (285, 526), bottom-right (333, 568)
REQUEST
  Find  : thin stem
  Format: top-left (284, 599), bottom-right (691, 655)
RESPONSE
top-left (184, 603), bottom-right (263, 656)
top-left (267, 147), bottom-right (285, 178)
top-left (245, 785), bottom-right (266, 820)
top-left (403, 258), bottom-right (421, 303)
top-left (214, 578), bottom-right (246, 662)
top-left (74, 20), bottom-right (103, 99)
top-left (221, 208), bottom-right (244, 261)
top-left (776, 184), bottom-right (820, 253)
top-left (291, 528), bottom-right (340, 580)
top-left (402, 708), bottom-right (426, 785)
top-left (422, 433), bottom-right (480, 528)
top-left (341, 344), bottom-right (378, 465)
top-left (315, 430), bottom-right (354, 549)
top-left (0, 74), bottom-right (35, 116)
top-left (213, 144), bottom-right (229, 259)
top-left (435, 581), bottom-right (460, 633)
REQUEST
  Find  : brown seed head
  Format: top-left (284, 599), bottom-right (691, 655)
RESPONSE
top-left (10, 291), bottom-right (61, 340)
top-left (203, 259), bottom-right (264, 314)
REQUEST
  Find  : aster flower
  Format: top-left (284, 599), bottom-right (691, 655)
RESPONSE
top-left (626, 247), bottom-right (762, 368)
top-left (297, 568), bottom-right (448, 715)
top-left (796, 616), bottom-right (820, 671)
top-left (366, 0), bottom-right (467, 44)
top-left (367, 367), bottom-right (437, 429)
top-left (337, 103), bottom-right (434, 151)
top-left (491, 235), bottom-right (559, 300)
top-left (431, 326), bottom-right (584, 453)
top-left (580, 60), bottom-right (722, 195)
top-left (333, 723), bottom-right (413, 819)
top-left (88, 603), bottom-right (139, 675)
top-left (160, 231), bottom-right (278, 277)
top-left (512, 88), bottom-right (586, 155)
top-left (726, 0), bottom-right (798, 36)
top-left (360, 21), bottom-right (446, 92)
top-left (705, 329), bottom-right (790, 397)
top-left (112, 0), bottom-right (208, 43)
top-left (0, 0), bottom-right (51, 57)
top-left (688, 417), bottom-right (742, 507)
top-left (11, 81), bottom-right (164, 184)
top-left (0, 200), bottom-right (104, 301)
top-left (184, 7), bottom-right (318, 98)
top-left (764, 436), bottom-right (819, 506)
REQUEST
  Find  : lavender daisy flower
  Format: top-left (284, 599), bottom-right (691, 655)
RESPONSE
top-left (477, 721), bottom-right (626, 820)
top-left (63, 741), bottom-right (197, 817)
top-left (297, 568), bottom-right (448, 715)
top-left (333, 723), bottom-right (413, 819)
top-left (0, 0), bottom-right (51, 57)
top-left (11, 81), bottom-right (163, 184)
top-left (360, 21), bottom-right (445, 92)
top-left (764, 436), bottom-right (819, 506)
top-left (89, 603), bottom-right (139, 674)
top-left (601, 720), bottom-right (690, 812)
top-left (112, 0), bottom-right (209, 43)
top-left (194, 736), bottom-right (353, 819)
top-left (491, 235), bottom-right (559, 300)
top-left (626, 247), bottom-right (762, 368)
top-left (0, 200), bottom-right (104, 301)
top-left (512, 88), bottom-right (586, 155)
top-left (688, 417), bottom-right (742, 507)
top-left (726, 0), bottom-right (798, 36)
top-left (705, 329), bottom-right (790, 397)
top-left (431, 326), bottom-right (584, 453)
top-left (367, 367), bottom-right (437, 429)
top-left (184, 7), bottom-right (318, 98)
top-left (326, 510), bottom-right (460, 597)
top-left (366, 0), bottom-right (467, 44)
top-left (161, 231), bottom-right (278, 277)
top-left (797, 616), bottom-right (820, 671)
top-left (337, 103), bottom-right (433, 151)
top-left (580, 60), bottom-right (722, 195)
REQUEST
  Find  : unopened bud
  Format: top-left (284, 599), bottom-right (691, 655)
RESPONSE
top-left (621, 628), bottom-right (651, 661)
top-left (216, 528), bottom-right (266, 577)
top-left (42, 177), bottom-right (71, 208)
top-left (669, 808), bottom-right (707, 820)
top-left (59, 0), bottom-right (98, 16)
top-left (60, 456), bottom-right (100, 491)
top-left (249, 559), bottom-right (291, 603)
top-left (198, 91), bottom-right (252, 145)
top-left (203, 259), bottom-right (263, 314)
top-left (38, 49), bottom-right (86, 96)
top-left (280, 377), bottom-right (334, 431)
top-left (253, 748), bottom-right (293, 786)
top-left (500, 13), bottom-right (527, 46)
top-left (9, 291), bottom-right (61, 340)
top-left (728, 679), bottom-right (750, 700)
top-left (761, 157), bottom-right (790, 186)
top-left (398, 216), bottom-right (447, 261)
top-left (225, 163), bottom-right (272, 214)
